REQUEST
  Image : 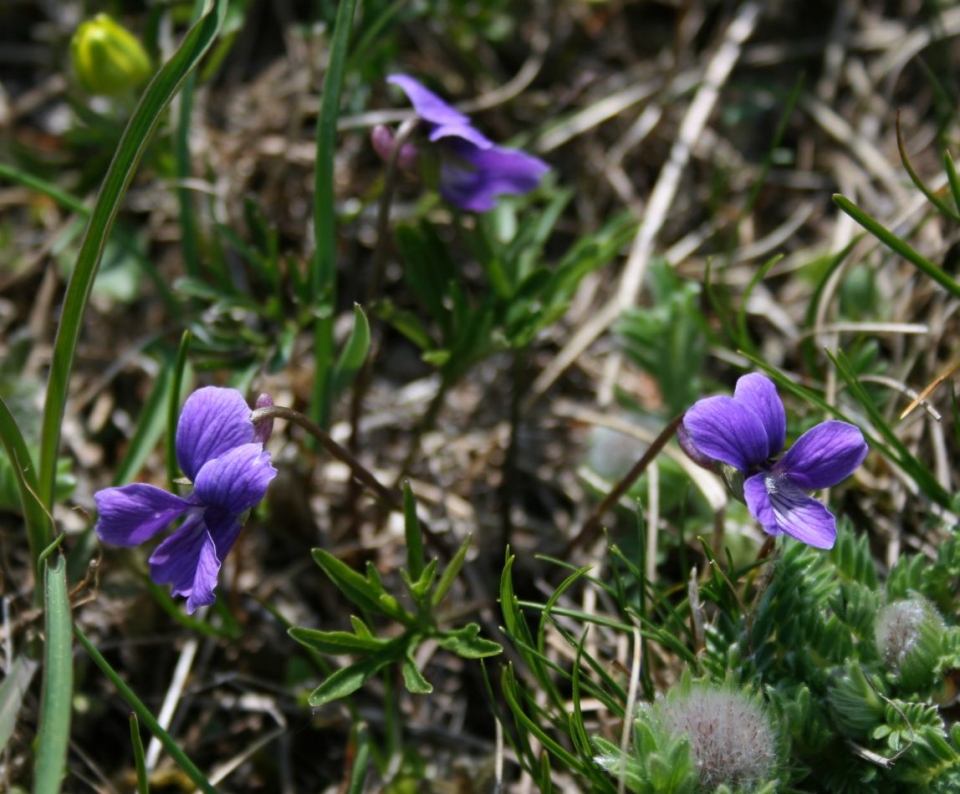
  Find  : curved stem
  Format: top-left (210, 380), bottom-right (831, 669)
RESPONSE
top-left (564, 411), bottom-right (685, 556)
top-left (252, 405), bottom-right (399, 510)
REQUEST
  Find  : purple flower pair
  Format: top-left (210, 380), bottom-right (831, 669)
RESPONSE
top-left (374, 74), bottom-right (549, 212)
top-left (680, 374), bottom-right (867, 549)
top-left (94, 387), bottom-right (277, 613)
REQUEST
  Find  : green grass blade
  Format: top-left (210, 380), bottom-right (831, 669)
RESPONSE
top-left (129, 713), bottom-right (150, 794)
top-left (113, 362), bottom-right (174, 486)
top-left (166, 330), bottom-right (193, 487)
top-left (33, 556), bottom-right (73, 794)
top-left (833, 194), bottom-right (960, 300)
top-left (0, 397), bottom-right (50, 567)
top-left (37, 0), bottom-right (228, 535)
top-left (309, 0), bottom-right (359, 429)
top-left (174, 0), bottom-right (206, 279)
top-left (944, 151), bottom-right (960, 217)
top-left (345, 722), bottom-right (371, 794)
top-left (0, 655), bottom-right (38, 755)
top-left (75, 626), bottom-right (216, 794)
top-left (894, 116), bottom-right (960, 223)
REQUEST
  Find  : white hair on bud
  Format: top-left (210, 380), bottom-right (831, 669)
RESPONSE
top-left (875, 598), bottom-right (942, 673)
top-left (659, 686), bottom-right (777, 791)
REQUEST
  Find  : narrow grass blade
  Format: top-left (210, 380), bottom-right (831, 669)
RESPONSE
top-left (129, 713), bottom-right (149, 794)
top-left (345, 722), bottom-right (371, 794)
top-left (166, 330), bottom-right (193, 487)
top-left (894, 115), bottom-right (960, 223)
top-left (113, 363), bottom-right (173, 486)
top-left (33, 556), bottom-right (73, 794)
top-left (174, 0), bottom-right (206, 279)
top-left (75, 626), bottom-right (216, 794)
top-left (310, 0), bottom-right (359, 429)
top-left (38, 0), bottom-right (228, 541)
top-left (944, 151), bottom-right (960, 217)
top-left (0, 655), bottom-right (38, 755)
top-left (833, 194), bottom-right (960, 300)
top-left (0, 396), bottom-right (50, 566)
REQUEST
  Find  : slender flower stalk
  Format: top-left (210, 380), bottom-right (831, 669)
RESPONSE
top-left (680, 373), bottom-right (867, 549)
top-left (94, 387), bottom-right (277, 613)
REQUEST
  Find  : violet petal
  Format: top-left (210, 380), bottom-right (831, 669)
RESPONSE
top-left (744, 471), bottom-right (837, 549)
top-left (175, 387), bottom-right (254, 481)
top-left (734, 374), bottom-right (786, 459)
top-left (743, 472), bottom-right (783, 537)
top-left (439, 140), bottom-right (549, 212)
top-left (94, 484), bottom-right (191, 546)
top-left (193, 442), bottom-right (277, 516)
top-left (682, 395), bottom-right (771, 472)
top-left (148, 512), bottom-right (208, 597)
top-left (777, 420), bottom-right (867, 490)
top-left (429, 123), bottom-right (492, 149)
top-left (387, 74), bottom-right (471, 127)
top-left (148, 509), bottom-right (242, 614)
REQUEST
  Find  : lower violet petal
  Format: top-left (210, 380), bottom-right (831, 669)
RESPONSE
top-left (94, 484), bottom-right (191, 546)
top-left (148, 512), bottom-right (209, 599)
top-left (747, 472), bottom-right (837, 549)
top-left (185, 536), bottom-right (221, 614)
top-left (439, 140), bottom-right (548, 212)
top-left (743, 473), bottom-right (783, 538)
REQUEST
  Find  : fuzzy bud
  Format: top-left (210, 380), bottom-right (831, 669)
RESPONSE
top-left (876, 597), bottom-right (944, 691)
top-left (70, 14), bottom-right (152, 97)
top-left (371, 124), bottom-right (419, 171)
top-left (252, 393), bottom-right (274, 445)
top-left (658, 684), bottom-right (778, 791)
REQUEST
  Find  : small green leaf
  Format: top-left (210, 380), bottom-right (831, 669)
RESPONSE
top-left (289, 627), bottom-right (388, 655)
top-left (312, 549), bottom-right (412, 624)
top-left (401, 558), bottom-right (438, 604)
top-left (350, 616), bottom-right (375, 640)
top-left (308, 645), bottom-right (401, 707)
top-left (331, 304), bottom-right (371, 395)
top-left (374, 300), bottom-right (435, 350)
top-left (432, 535), bottom-right (472, 607)
top-left (401, 652), bottom-right (433, 695)
top-left (437, 624), bottom-right (502, 659)
top-left (422, 349), bottom-right (451, 367)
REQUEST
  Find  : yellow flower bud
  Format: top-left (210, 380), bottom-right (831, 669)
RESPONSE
top-left (70, 14), bottom-right (152, 97)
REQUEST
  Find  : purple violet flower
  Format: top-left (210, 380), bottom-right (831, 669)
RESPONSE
top-left (681, 373), bottom-right (867, 549)
top-left (94, 387), bottom-right (277, 613)
top-left (383, 74), bottom-right (549, 212)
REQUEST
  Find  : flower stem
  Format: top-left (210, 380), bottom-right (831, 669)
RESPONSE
top-left (564, 411), bottom-right (685, 556)
top-left (252, 405), bottom-right (399, 510)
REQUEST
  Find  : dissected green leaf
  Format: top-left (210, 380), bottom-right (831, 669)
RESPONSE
top-left (437, 623), bottom-right (502, 659)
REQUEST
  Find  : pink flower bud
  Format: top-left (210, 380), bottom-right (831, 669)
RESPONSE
top-left (371, 124), bottom-right (419, 171)
top-left (253, 393), bottom-right (274, 445)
